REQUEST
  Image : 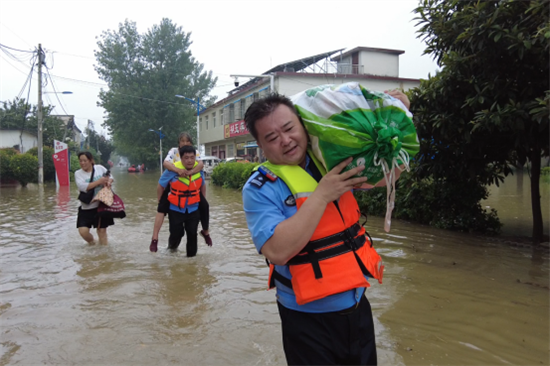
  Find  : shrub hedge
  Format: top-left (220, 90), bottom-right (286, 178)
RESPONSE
top-left (0, 147), bottom-right (87, 186)
top-left (211, 160), bottom-right (502, 234)
top-left (211, 162), bottom-right (259, 189)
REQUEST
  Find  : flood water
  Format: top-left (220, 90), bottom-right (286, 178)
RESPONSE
top-left (0, 168), bottom-right (548, 365)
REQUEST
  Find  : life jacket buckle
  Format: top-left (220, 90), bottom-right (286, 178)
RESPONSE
top-left (344, 228), bottom-right (359, 251)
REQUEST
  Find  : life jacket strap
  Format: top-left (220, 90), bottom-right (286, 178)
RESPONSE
top-left (287, 223), bottom-right (364, 266)
top-left (267, 259), bottom-right (293, 289)
top-left (268, 225), bottom-right (376, 291)
top-left (300, 223), bottom-right (362, 252)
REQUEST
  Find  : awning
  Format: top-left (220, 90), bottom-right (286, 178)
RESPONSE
top-left (243, 143), bottom-right (258, 148)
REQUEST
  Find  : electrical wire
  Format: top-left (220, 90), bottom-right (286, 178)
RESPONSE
top-left (44, 67), bottom-right (71, 116)
top-left (0, 23), bottom-right (33, 48)
top-left (0, 50), bottom-right (32, 76)
top-left (0, 42), bottom-right (34, 54)
top-left (16, 56), bottom-right (36, 99)
top-left (19, 57), bottom-right (35, 133)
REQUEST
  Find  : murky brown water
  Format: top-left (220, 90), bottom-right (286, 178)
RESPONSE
top-left (1, 168), bottom-right (548, 365)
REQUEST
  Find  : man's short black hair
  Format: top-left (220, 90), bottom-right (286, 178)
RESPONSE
top-left (179, 145), bottom-right (196, 157)
top-left (244, 93), bottom-right (304, 140)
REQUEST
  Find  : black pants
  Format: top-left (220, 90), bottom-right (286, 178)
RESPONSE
top-left (167, 209), bottom-right (200, 256)
top-left (198, 191), bottom-right (209, 231)
top-left (277, 295), bottom-right (377, 365)
top-left (160, 187), bottom-right (209, 232)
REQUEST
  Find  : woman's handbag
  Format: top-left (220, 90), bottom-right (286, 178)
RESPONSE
top-left (78, 167), bottom-right (95, 204)
top-left (97, 193), bottom-right (126, 219)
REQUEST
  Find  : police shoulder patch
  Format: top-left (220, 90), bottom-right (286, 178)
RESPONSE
top-left (250, 172), bottom-right (267, 188)
top-left (284, 195), bottom-right (296, 206)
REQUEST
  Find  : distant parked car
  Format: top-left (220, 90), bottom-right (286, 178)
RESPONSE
top-left (200, 155), bottom-right (222, 175)
top-left (222, 157), bottom-right (248, 163)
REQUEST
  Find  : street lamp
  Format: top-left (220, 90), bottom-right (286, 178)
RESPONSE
top-left (148, 127), bottom-right (165, 175)
top-left (175, 95), bottom-right (206, 151)
top-left (230, 73), bottom-right (274, 92)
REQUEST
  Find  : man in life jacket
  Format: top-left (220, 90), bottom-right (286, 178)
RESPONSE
top-left (158, 145), bottom-right (204, 256)
top-left (242, 93), bottom-right (396, 366)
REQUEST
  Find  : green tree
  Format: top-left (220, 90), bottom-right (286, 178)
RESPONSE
top-left (94, 18), bottom-right (217, 167)
top-left (412, 0), bottom-right (549, 243)
top-left (27, 146), bottom-right (56, 182)
top-left (0, 98), bottom-right (66, 148)
top-left (81, 125), bottom-right (114, 166)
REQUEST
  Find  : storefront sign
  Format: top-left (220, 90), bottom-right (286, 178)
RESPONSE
top-left (228, 120), bottom-right (249, 138)
top-left (224, 125), bottom-right (230, 139)
top-left (52, 140), bottom-right (70, 187)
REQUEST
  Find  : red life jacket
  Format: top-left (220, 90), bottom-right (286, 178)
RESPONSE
top-left (259, 162), bottom-right (384, 305)
top-left (167, 161), bottom-right (202, 209)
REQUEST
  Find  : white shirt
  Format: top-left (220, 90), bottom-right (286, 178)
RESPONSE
top-left (75, 164), bottom-right (113, 209)
top-left (164, 147), bottom-right (201, 163)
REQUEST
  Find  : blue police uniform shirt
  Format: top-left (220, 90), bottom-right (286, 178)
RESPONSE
top-left (159, 169), bottom-right (203, 214)
top-left (242, 155), bottom-right (365, 313)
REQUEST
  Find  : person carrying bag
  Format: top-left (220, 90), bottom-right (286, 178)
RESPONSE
top-left (75, 152), bottom-right (114, 245)
top-left (78, 167), bottom-right (95, 204)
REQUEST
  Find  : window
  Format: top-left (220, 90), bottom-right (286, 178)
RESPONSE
top-left (229, 104), bottom-right (235, 122)
top-left (253, 92), bottom-right (259, 102)
top-left (240, 100), bottom-right (246, 120)
top-left (245, 95), bottom-right (253, 111)
top-left (213, 111), bottom-right (216, 128)
top-left (228, 143), bottom-right (234, 157)
top-left (220, 109), bottom-right (224, 125)
top-left (234, 100), bottom-right (242, 121)
top-left (200, 117), bottom-right (203, 131)
top-left (205, 115), bottom-right (209, 130)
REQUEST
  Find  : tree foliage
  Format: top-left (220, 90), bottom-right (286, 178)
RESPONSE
top-left (0, 98), bottom-right (67, 148)
top-left (94, 18), bottom-right (217, 166)
top-left (411, 0), bottom-right (549, 242)
top-left (9, 154), bottom-right (38, 187)
top-left (27, 146), bottom-right (56, 182)
top-left (80, 125), bottom-right (114, 166)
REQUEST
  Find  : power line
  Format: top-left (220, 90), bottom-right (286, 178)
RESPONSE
top-left (51, 50), bottom-right (95, 60)
top-left (44, 68), bottom-right (71, 116)
top-left (0, 42), bottom-right (34, 54)
top-left (48, 73), bottom-right (108, 87)
top-left (17, 55), bottom-right (36, 99)
top-left (0, 24), bottom-right (33, 48)
top-left (0, 52), bottom-right (31, 77)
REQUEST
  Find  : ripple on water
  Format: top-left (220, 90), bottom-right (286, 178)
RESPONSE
top-left (0, 175), bottom-right (547, 365)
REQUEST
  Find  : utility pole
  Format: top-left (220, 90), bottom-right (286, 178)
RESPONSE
top-left (37, 44), bottom-right (44, 185)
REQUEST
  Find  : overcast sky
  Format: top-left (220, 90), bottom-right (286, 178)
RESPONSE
top-left (0, 0), bottom-right (440, 135)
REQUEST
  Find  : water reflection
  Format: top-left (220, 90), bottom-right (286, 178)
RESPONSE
top-left (0, 168), bottom-right (547, 365)
top-left (483, 170), bottom-right (549, 237)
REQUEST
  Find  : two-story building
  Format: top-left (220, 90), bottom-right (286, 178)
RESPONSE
top-left (200, 46), bottom-right (421, 160)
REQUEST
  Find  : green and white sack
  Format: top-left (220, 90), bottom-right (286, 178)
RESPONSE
top-left (291, 82), bottom-right (419, 232)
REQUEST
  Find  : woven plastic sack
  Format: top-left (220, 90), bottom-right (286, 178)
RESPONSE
top-left (291, 82), bottom-right (419, 231)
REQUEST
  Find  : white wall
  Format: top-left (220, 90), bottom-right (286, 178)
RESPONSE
top-left (278, 75), bottom-right (418, 98)
top-left (0, 130), bottom-right (37, 153)
top-left (360, 51), bottom-right (399, 77)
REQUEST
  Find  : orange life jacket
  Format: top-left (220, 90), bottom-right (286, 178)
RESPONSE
top-left (259, 161), bottom-right (384, 305)
top-left (167, 161), bottom-right (202, 209)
